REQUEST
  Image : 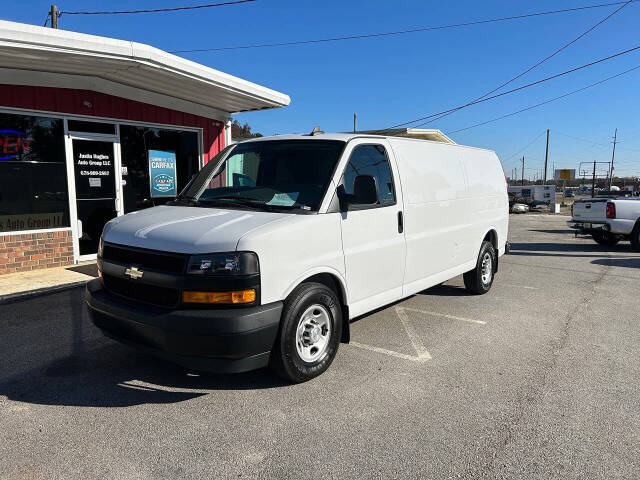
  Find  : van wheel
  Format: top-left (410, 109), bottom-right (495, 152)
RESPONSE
top-left (463, 241), bottom-right (496, 295)
top-left (269, 282), bottom-right (342, 383)
top-left (631, 222), bottom-right (640, 252)
top-left (592, 232), bottom-right (620, 246)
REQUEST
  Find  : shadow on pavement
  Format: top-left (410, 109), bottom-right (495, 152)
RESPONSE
top-left (529, 229), bottom-right (576, 235)
top-left (508, 252), bottom-right (630, 259)
top-left (509, 242), bottom-right (631, 253)
top-left (0, 289), bottom-right (288, 409)
top-left (591, 257), bottom-right (640, 269)
top-left (417, 284), bottom-right (471, 297)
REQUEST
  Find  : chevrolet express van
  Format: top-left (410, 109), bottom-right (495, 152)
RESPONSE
top-left (86, 133), bottom-right (509, 382)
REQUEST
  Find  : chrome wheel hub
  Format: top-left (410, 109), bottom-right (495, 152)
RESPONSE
top-left (296, 304), bottom-right (331, 363)
top-left (481, 252), bottom-right (493, 285)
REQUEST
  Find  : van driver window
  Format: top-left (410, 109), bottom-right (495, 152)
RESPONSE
top-left (343, 144), bottom-right (396, 206)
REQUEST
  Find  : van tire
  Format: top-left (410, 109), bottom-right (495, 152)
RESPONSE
top-left (269, 282), bottom-right (342, 383)
top-left (463, 241), bottom-right (496, 295)
top-left (631, 222), bottom-right (640, 252)
top-left (592, 232), bottom-right (620, 246)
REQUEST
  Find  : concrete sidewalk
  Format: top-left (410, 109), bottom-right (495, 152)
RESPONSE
top-left (0, 262), bottom-right (97, 303)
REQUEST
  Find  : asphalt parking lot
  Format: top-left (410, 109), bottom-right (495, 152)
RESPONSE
top-left (2, 214), bottom-right (639, 479)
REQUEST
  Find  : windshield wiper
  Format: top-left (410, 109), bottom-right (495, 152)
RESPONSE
top-left (170, 196), bottom-right (199, 206)
top-left (200, 196), bottom-right (277, 212)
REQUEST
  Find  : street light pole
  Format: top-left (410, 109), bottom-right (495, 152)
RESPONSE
top-left (608, 128), bottom-right (617, 190)
top-left (543, 129), bottom-right (550, 185)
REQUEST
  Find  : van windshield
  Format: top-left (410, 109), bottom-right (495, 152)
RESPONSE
top-left (176, 140), bottom-right (345, 213)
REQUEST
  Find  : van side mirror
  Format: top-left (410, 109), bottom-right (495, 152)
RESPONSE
top-left (336, 175), bottom-right (379, 211)
top-left (353, 175), bottom-right (379, 205)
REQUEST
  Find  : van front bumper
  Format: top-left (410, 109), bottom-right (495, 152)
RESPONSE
top-left (85, 279), bottom-right (282, 373)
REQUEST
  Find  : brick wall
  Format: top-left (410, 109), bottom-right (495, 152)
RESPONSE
top-left (0, 230), bottom-right (73, 275)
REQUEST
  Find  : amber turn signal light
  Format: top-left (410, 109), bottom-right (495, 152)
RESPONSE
top-left (182, 289), bottom-right (256, 304)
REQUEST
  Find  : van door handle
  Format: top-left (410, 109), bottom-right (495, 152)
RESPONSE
top-left (397, 211), bottom-right (404, 234)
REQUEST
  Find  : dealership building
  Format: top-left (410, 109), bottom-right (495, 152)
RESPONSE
top-left (0, 20), bottom-right (289, 274)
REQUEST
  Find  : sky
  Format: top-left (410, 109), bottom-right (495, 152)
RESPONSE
top-left (3, 1), bottom-right (640, 179)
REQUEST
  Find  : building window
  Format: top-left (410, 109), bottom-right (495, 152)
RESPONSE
top-left (119, 125), bottom-right (200, 213)
top-left (0, 112), bottom-right (70, 233)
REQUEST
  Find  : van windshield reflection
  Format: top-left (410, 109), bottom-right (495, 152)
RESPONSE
top-left (176, 140), bottom-right (345, 213)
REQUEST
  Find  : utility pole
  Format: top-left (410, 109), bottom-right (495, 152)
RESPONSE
top-left (609, 128), bottom-right (617, 190)
top-left (592, 160), bottom-right (597, 198)
top-left (521, 156), bottom-right (525, 186)
top-left (353, 113), bottom-right (357, 133)
top-left (543, 129), bottom-right (550, 185)
top-left (50, 5), bottom-right (59, 28)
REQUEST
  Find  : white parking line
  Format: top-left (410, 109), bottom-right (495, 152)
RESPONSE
top-left (499, 283), bottom-right (538, 290)
top-left (398, 307), bottom-right (487, 325)
top-left (349, 306), bottom-right (487, 362)
top-left (350, 341), bottom-right (430, 362)
top-left (396, 307), bottom-right (432, 359)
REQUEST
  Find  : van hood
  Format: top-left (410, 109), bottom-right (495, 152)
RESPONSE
top-left (102, 205), bottom-right (288, 254)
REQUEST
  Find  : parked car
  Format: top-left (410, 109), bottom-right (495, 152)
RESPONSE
top-left (511, 203), bottom-right (529, 214)
top-left (86, 133), bottom-right (509, 382)
top-left (565, 190), bottom-right (575, 198)
top-left (529, 200), bottom-right (549, 211)
top-left (570, 197), bottom-right (640, 250)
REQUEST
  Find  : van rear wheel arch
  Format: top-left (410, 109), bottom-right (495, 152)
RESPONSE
top-left (464, 241), bottom-right (497, 295)
top-left (482, 229), bottom-right (499, 272)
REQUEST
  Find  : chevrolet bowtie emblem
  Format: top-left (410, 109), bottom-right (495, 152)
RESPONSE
top-left (124, 266), bottom-right (144, 280)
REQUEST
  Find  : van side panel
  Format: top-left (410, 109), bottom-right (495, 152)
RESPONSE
top-left (460, 149), bottom-right (509, 257)
top-left (389, 138), bottom-right (508, 296)
top-left (236, 213), bottom-right (347, 307)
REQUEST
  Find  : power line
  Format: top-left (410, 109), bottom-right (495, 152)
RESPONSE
top-left (413, 0), bottom-right (633, 128)
top-left (445, 64), bottom-right (640, 135)
top-left (61, 0), bottom-right (256, 15)
top-left (503, 131), bottom-right (547, 163)
top-left (170, 1), bottom-right (637, 53)
top-left (553, 130), bottom-right (612, 147)
top-left (554, 129), bottom-right (640, 152)
top-left (388, 45), bottom-right (640, 130)
top-left (371, 45), bottom-right (640, 134)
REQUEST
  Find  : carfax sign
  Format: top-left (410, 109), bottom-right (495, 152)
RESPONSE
top-left (148, 150), bottom-right (177, 197)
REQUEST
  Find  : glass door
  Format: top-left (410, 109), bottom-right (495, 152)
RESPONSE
top-left (70, 138), bottom-right (122, 258)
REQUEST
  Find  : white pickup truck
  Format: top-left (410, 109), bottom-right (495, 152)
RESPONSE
top-left (569, 198), bottom-right (640, 250)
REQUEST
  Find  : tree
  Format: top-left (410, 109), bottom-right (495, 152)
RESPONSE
top-left (231, 119), bottom-right (263, 139)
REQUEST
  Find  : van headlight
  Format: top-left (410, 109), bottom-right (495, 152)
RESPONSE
top-left (186, 252), bottom-right (259, 275)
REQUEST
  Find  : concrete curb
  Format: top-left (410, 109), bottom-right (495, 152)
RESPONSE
top-left (0, 280), bottom-right (89, 305)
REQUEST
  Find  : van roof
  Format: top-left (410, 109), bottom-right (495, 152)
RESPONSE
top-left (238, 132), bottom-right (494, 154)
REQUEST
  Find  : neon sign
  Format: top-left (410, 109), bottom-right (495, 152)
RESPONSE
top-left (0, 130), bottom-right (31, 160)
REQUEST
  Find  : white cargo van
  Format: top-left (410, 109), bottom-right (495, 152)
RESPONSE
top-left (86, 133), bottom-right (509, 382)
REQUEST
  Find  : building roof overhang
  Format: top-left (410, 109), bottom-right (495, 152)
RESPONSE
top-left (0, 20), bottom-right (290, 119)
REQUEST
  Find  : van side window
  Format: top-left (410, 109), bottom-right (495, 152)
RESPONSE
top-left (342, 144), bottom-right (396, 207)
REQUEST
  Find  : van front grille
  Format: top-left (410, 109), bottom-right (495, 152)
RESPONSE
top-left (102, 243), bottom-right (187, 274)
top-left (102, 274), bottom-right (179, 308)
